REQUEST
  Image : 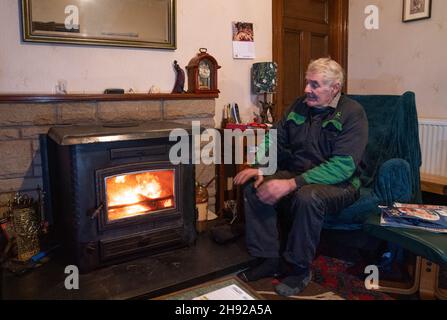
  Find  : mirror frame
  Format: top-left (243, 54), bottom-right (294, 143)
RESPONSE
top-left (20, 0), bottom-right (176, 50)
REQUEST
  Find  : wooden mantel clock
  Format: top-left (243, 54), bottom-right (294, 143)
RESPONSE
top-left (186, 48), bottom-right (221, 94)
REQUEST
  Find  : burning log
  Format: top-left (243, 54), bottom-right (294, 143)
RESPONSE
top-left (108, 195), bottom-right (174, 211)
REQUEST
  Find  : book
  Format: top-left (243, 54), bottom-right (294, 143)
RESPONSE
top-left (231, 103), bottom-right (242, 124)
top-left (380, 202), bottom-right (447, 233)
top-left (193, 284), bottom-right (256, 300)
top-left (153, 276), bottom-right (263, 300)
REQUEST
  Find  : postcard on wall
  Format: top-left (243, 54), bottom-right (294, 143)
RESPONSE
top-left (232, 21), bottom-right (255, 59)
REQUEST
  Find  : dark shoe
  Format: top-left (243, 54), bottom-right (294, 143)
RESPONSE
top-left (237, 258), bottom-right (280, 282)
top-left (275, 268), bottom-right (312, 297)
top-left (211, 224), bottom-right (244, 244)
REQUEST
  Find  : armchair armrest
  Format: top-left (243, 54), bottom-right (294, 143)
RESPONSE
top-left (373, 158), bottom-right (412, 206)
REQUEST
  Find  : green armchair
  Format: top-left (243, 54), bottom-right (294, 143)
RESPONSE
top-left (323, 91), bottom-right (422, 230)
top-left (321, 91), bottom-right (447, 299)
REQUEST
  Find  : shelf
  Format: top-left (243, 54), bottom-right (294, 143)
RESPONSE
top-left (420, 173), bottom-right (447, 195)
top-left (0, 93), bottom-right (219, 104)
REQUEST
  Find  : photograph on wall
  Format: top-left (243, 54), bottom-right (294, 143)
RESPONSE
top-left (232, 21), bottom-right (255, 59)
top-left (403, 0), bottom-right (432, 22)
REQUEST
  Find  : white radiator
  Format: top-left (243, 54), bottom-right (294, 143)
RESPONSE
top-left (418, 118), bottom-right (447, 176)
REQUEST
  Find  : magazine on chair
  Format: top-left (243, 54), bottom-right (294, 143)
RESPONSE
top-left (380, 202), bottom-right (447, 233)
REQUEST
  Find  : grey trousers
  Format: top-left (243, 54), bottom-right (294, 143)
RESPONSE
top-left (243, 182), bottom-right (359, 268)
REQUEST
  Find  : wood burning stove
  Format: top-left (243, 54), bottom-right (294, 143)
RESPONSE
top-left (44, 122), bottom-right (196, 273)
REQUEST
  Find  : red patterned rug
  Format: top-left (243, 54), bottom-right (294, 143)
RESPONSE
top-left (311, 255), bottom-right (394, 300)
top-left (249, 255), bottom-right (395, 300)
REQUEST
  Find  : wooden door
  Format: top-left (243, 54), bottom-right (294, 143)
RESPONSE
top-left (273, 0), bottom-right (349, 119)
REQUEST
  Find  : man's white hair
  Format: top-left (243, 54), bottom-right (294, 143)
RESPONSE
top-left (306, 58), bottom-right (345, 88)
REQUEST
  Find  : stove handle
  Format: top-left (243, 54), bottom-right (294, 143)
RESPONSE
top-left (88, 203), bottom-right (104, 220)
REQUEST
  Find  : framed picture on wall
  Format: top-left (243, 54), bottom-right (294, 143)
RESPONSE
top-left (21, 0), bottom-right (177, 49)
top-left (403, 0), bottom-right (432, 22)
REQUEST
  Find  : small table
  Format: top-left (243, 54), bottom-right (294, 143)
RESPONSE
top-left (364, 214), bottom-right (447, 299)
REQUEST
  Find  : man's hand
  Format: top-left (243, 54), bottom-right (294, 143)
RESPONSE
top-left (256, 178), bottom-right (297, 205)
top-left (234, 168), bottom-right (264, 188)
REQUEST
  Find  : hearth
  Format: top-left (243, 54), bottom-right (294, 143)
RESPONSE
top-left (43, 122), bottom-right (196, 273)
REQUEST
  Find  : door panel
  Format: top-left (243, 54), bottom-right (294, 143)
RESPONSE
top-left (273, 0), bottom-right (348, 119)
top-left (311, 34), bottom-right (328, 59)
top-left (285, 0), bottom-right (328, 23)
top-left (283, 31), bottom-right (303, 107)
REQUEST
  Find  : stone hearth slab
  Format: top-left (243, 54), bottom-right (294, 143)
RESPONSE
top-left (1, 231), bottom-right (254, 300)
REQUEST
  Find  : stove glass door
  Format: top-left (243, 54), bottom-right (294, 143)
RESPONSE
top-left (105, 169), bottom-right (175, 221)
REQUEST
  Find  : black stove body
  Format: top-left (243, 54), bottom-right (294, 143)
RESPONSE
top-left (44, 122), bottom-right (196, 273)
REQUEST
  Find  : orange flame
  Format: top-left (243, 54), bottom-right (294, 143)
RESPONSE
top-left (106, 170), bottom-right (175, 221)
top-left (163, 199), bottom-right (173, 208)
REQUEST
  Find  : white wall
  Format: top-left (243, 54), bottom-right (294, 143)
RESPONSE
top-left (0, 0), bottom-right (272, 125)
top-left (348, 0), bottom-right (447, 119)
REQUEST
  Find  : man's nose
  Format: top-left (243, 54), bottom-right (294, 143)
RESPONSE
top-left (304, 84), bottom-right (312, 94)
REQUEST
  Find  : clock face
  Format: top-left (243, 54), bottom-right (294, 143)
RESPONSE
top-left (198, 60), bottom-right (211, 89)
top-left (198, 61), bottom-right (211, 78)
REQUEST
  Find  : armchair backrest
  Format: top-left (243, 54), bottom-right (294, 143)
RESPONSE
top-left (347, 91), bottom-right (422, 202)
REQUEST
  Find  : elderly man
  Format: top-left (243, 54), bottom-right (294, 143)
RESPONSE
top-left (234, 58), bottom-right (368, 296)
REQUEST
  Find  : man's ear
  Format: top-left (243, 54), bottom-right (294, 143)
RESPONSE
top-left (332, 83), bottom-right (341, 94)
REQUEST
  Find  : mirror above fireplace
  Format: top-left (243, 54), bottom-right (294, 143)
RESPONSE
top-left (21, 0), bottom-right (176, 49)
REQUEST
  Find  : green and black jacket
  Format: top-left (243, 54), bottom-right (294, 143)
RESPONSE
top-left (260, 94), bottom-right (368, 190)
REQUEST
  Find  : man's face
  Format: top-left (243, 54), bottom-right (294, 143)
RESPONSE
top-left (304, 72), bottom-right (339, 107)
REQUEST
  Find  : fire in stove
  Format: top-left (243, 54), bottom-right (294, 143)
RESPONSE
top-left (105, 170), bottom-right (175, 221)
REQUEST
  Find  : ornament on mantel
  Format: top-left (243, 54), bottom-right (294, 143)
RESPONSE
top-left (148, 85), bottom-right (160, 94)
top-left (172, 60), bottom-right (186, 93)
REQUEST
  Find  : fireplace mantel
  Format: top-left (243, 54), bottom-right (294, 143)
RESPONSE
top-left (0, 93), bottom-right (218, 104)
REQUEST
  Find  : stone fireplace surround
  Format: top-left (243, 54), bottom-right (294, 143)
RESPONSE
top-left (0, 94), bottom-right (217, 220)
